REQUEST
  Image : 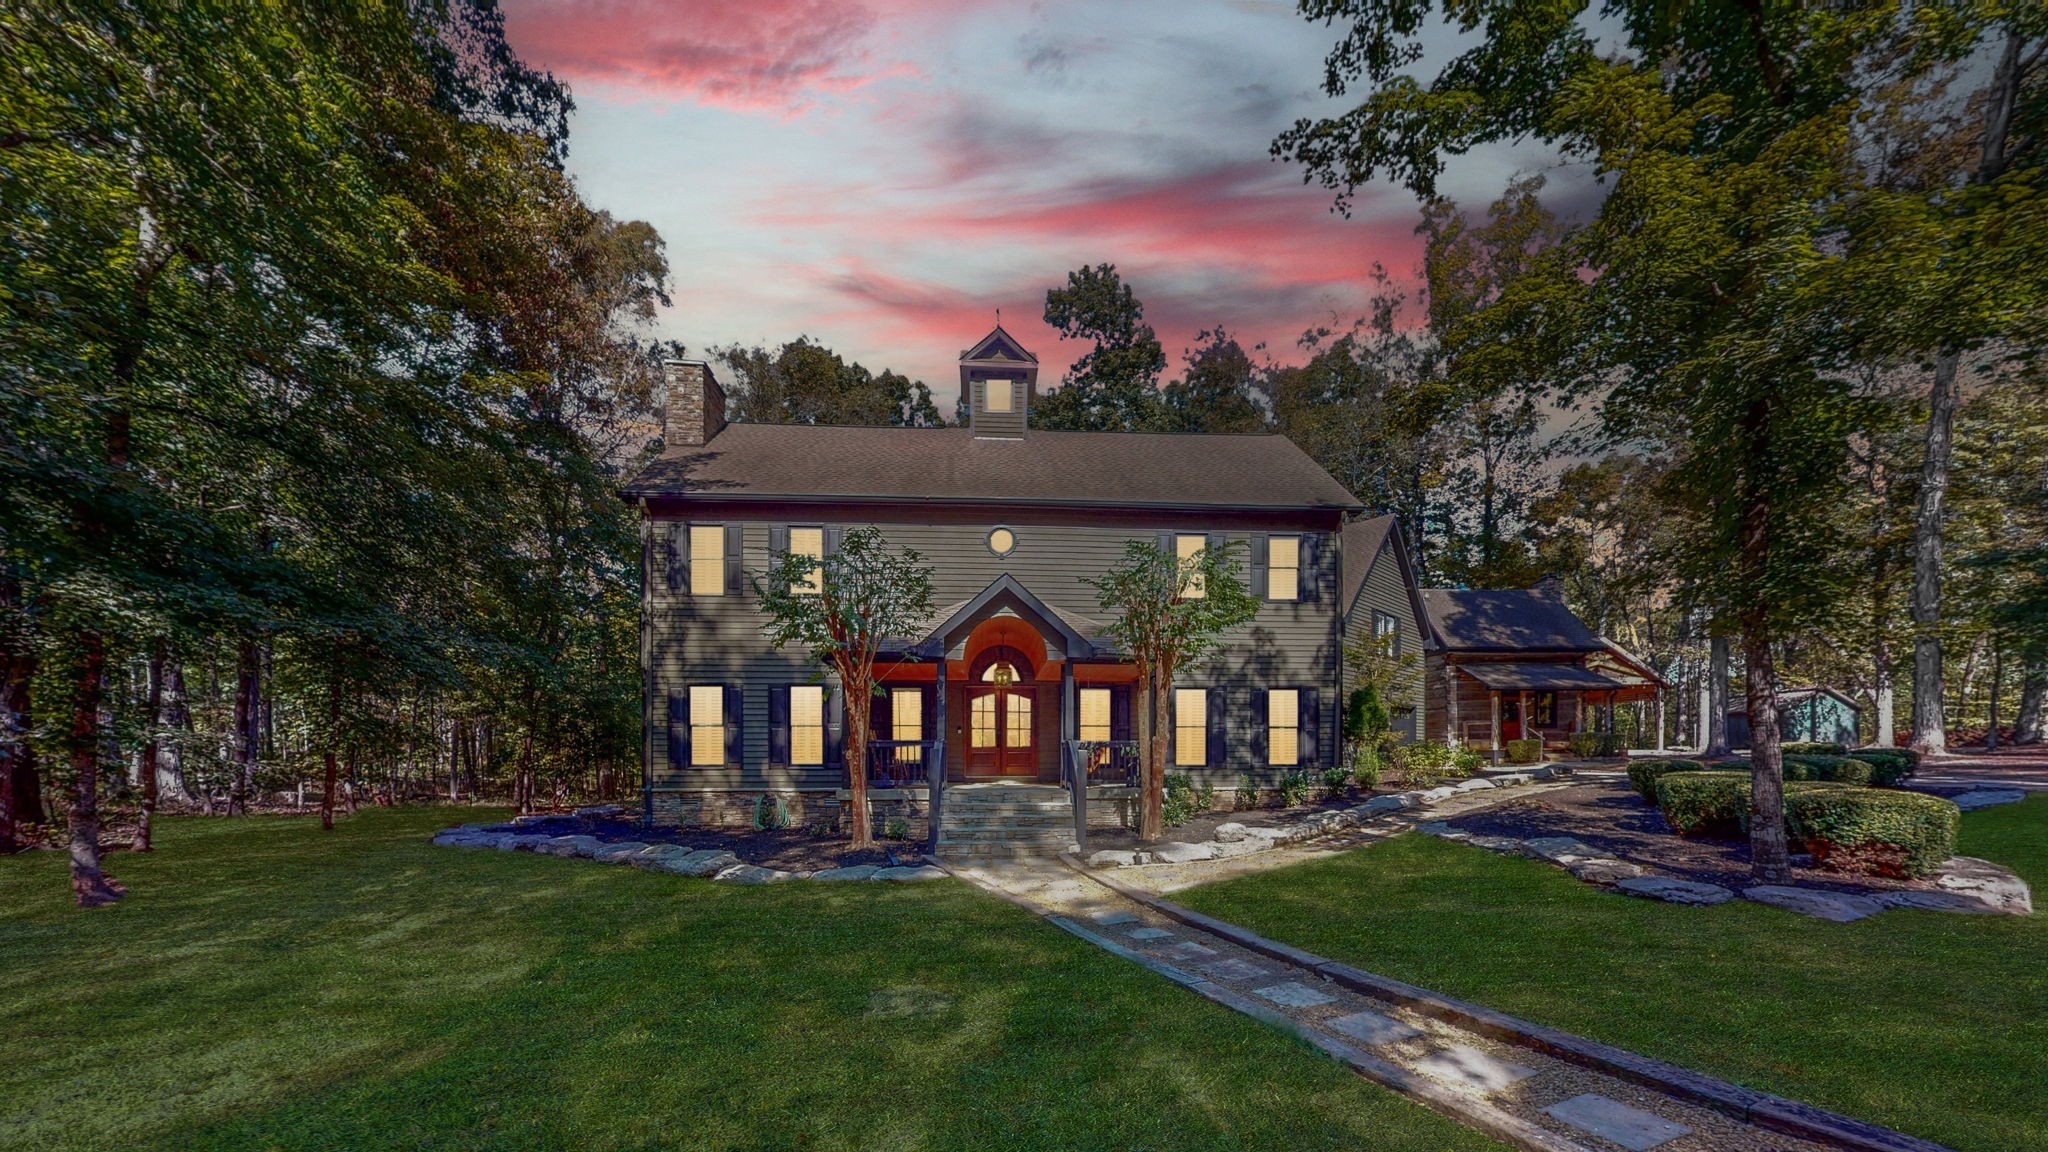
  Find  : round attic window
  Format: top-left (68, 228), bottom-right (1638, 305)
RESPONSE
top-left (987, 527), bottom-right (1016, 556)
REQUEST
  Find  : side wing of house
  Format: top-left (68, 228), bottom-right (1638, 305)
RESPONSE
top-left (1339, 518), bottom-right (1427, 743)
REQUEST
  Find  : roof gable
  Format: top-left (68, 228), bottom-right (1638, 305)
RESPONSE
top-left (915, 574), bottom-right (1099, 658)
top-left (960, 324), bottom-right (1038, 364)
top-left (1420, 587), bottom-right (1603, 652)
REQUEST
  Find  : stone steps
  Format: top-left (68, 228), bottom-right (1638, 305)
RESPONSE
top-left (932, 784), bottom-right (1080, 862)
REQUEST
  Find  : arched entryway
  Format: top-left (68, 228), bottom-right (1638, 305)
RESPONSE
top-left (966, 644), bottom-right (1038, 776)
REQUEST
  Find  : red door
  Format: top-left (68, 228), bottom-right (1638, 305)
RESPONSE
top-left (1501, 699), bottom-right (1523, 742)
top-left (967, 685), bottom-right (1037, 776)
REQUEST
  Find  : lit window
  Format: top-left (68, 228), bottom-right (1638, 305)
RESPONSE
top-left (1268, 536), bottom-right (1300, 601)
top-left (689, 525), bottom-right (725, 595)
top-left (1175, 688), bottom-right (1207, 767)
top-left (1176, 534), bottom-right (1206, 598)
top-left (1267, 689), bottom-right (1299, 766)
top-left (891, 688), bottom-right (923, 763)
top-left (690, 686), bottom-right (725, 766)
top-left (1078, 688), bottom-right (1112, 743)
top-left (789, 527), bottom-right (824, 594)
top-left (988, 526), bottom-right (1015, 556)
top-left (790, 686), bottom-right (824, 766)
top-left (970, 694), bottom-right (997, 748)
top-left (985, 379), bottom-right (1013, 412)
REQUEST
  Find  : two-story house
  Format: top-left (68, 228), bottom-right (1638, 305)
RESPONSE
top-left (620, 326), bottom-right (1404, 844)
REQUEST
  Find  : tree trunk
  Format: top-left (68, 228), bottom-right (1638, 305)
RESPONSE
top-left (134, 639), bottom-right (167, 851)
top-left (843, 665), bottom-right (874, 848)
top-left (1986, 643), bottom-right (2003, 750)
top-left (1743, 620), bottom-right (1790, 883)
top-left (1148, 670), bottom-right (1173, 842)
top-left (66, 632), bottom-right (123, 907)
top-left (229, 637), bottom-right (260, 814)
top-left (1704, 635), bottom-right (1731, 756)
top-left (2014, 661), bottom-right (2045, 746)
top-left (322, 688), bottom-right (340, 831)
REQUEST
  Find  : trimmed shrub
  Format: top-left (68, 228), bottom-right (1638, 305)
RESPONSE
top-left (1403, 740), bottom-right (1455, 787)
top-left (1568, 731), bottom-right (1626, 758)
top-left (1783, 741), bottom-right (1848, 756)
top-left (1451, 745), bottom-right (1485, 775)
top-left (1787, 755), bottom-right (1872, 786)
top-left (1504, 737), bottom-right (1542, 764)
top-left (1276, 770), bottom-right (1312, 808)
top-left (1785, 789), bottom-right (1960, 878)
top-left (1321, 763), bottom-right (1352, 799)
top-left (1627, 758), bottom-right (1707, 803)
top-left (1655, 771), bottom-right (1752, 835)
top-left (1847, 748), bottom-right (1919, 787)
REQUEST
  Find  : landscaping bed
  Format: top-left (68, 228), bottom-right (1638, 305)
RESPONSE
top-left (1444, 778), bottom-right (1949, 897)
top-left (465, 806), bottom-right (914, 872)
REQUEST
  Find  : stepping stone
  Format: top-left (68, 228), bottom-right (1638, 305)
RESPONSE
top-left (1087, 849), bottom-right (1140, 867)
top-left (1951, 789), bottom-right (2026, 811)
top-left (1614, 876), bottom-right (1735, 905)
top-left (1467, 835), bottom-right (1524, 853)
top-left (872, 865), bottom-right (947, 882)
top-left (1165, 940), bottom-right (1218, 959)
top-left (1253, 981), bottom-right (1335, 1008)
top-left (1543, 1094), bottom-right (1692, 1150)
top-left (1521, 836), bottom-right (1593, 863)
top-left (1568, 859), bottom-right (1647, 885)
top-left (1455, 778), bottom-right (1498, 791)
top-left (714, 864), bottom-right (797, 883)
top-left (1090, 910), bottom-right (1140, 926)
top-left (1125, 926), bottom-right (1174, 940)
top-left (1198, 957), bottom-right (1270, 982)
top-left (1147, 841), bottom-right (1218, 863)
top-left (1743, 885), bottom-right (1883, 922)
top-left (811, 865), bottom-right (880, 881)
top-left (1326, 1009), bottom-right (1422, 1046)
top-left (1935, 856), bottom-right (2033, 913)
top-left (1411, 1044), bottom-right (1539, 1094)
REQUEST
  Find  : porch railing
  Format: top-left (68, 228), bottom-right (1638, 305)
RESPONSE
top-left (1070, 739), bottom-right (1142, 788)
top-left (865, 740), bottom-right (935, 788)
top-left (1061, 739), bottom-right (1142, 856)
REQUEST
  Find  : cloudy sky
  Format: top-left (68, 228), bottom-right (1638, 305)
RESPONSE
top-left (501, 0), bottom-right (1567, 403)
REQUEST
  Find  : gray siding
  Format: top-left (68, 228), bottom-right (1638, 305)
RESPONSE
top-left (966, 375), bottom-right (1028, 439)
top-left (647, 514), bottom-right (1341, 792)
top-left (1342, 536), bottom-right (1426, 742)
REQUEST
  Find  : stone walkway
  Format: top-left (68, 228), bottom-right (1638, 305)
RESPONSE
top-left (944, 837), bottom-right (1952, 1152)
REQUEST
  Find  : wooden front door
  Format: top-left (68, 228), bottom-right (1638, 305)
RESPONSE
top-left (967, 684), bottom-right (1036, 776)
top-left (1501, 700), bottom-right (1523, 742)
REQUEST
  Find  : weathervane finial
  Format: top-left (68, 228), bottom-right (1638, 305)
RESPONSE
top-left (995, 306), bottom-right (1001, 328)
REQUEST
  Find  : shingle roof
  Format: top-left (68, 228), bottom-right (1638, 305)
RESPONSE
top-left (1460, 662), bottom-right (1627, 691)
top-left (1339, 515), bottom-right (1398, 607)
top-left (1420, 588), bottom-right (1603, 652)
top-left (620, 423), bottom-right (1363, 511)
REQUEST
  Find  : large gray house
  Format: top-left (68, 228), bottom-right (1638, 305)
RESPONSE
top-left (619, 326), bottom-right (1432, 840)
top-left (618, 326), bottom-right (1643, 852)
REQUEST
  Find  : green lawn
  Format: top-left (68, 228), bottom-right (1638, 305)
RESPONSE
top-left (0, 808), bottom-right (1501, 1152)
top-left (1178, 794), bottom-right (2048, 1152)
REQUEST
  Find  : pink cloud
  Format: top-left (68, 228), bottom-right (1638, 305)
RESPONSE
top-left (502, 0), bottom-right (935, 111)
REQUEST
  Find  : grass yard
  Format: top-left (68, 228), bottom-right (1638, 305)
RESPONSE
top-left (1178, 794), bottom-right (2048, 1152)
top-left (0, 808), bottom-right (1503, 1152)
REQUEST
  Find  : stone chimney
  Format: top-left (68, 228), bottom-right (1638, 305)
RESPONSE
top-left (663, 358), bottom-right (726, 448)
top-left (1532, 573), bottom-right (1567, 600)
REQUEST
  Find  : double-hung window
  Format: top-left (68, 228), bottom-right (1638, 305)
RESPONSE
top-left (788, 526), bottom-right (824, 594)
top-left (1267, 535), bottom-right (1300, 601)
top-left (790, 685), bottom-right (825, 766)
top-left (689, 525), bottom-right (725, 595)
top-left (1174, 688), bottom-right (1207, 767)
top-left (1373, 610), bottom-right (1400, 656)
top-left (1078, 688), bottom-right (1113, 743)
top-left (985, 379), bottom-right (1014, 412)
top-left (1266, 689), bottom-right (1300, 766)
top-left (689, 686), bottom-right (727, 766)
top-left (890, 688), bottom-right (924, 763)
top-left (1175, 533), bottom-right (1207, 598)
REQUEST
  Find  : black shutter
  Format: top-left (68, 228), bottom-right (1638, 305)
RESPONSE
top-left (724, 524), bottom-right (743, 595)
top-left (1110, 686), bottom-right (1133, 742)
top-left (1299, 533), bottom-right (1320, 602)
top-left (1300, 687), bottom-right (1321, 766)
top-left (1250, 689), bottom-right (1269, 765)
top-left (667, 692), bottom-right (688, 768)
top-left (824, 525), bottom-right (845, 556)
top-left (1207, 686), bottom-right (1226, 768)
top-left (1249, 534), bottom-right (1268, 599)
top-left (767, 685), bottom-right (791, 765)
top-left (666, 524), bottom-right (684, 594)
top-left (875, 686), bottom-right (894, 741)
top-left (768, 525), bottom-right (788, 558)
top-left (1156, 530), bottom-right (1174, 561)
top-left (723, 684), bottom-right (743, 767)
top-left (824, 685), bottom-right (846, 767)
top-left (920, 684), bottom-right (936, 743)
top-left (1206, 532), bottom-right (1226, 560)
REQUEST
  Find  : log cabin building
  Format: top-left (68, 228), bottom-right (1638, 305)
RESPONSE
top-left (620, 326), bottom-right (1662, 852)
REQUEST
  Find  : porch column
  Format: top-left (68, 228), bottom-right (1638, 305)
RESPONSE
top-left (935, 657), bottom-right (948, 768)
top-left (1061, 660), bottom-right (1076, 743)
top-left (1521, 690), bottom-right (1533, 745)
top-left (1490, 691), bottom-right (1501, 762)
top-left (1655, 689), bottom-right (1667, 752)
top-left (1445, 662), bottom-right (1461, 745)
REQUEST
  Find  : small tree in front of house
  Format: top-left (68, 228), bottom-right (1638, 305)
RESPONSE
top-left (756, 526), bottom-right (934, 848)
top-left (1088, 540), bottom-right (1258, 841)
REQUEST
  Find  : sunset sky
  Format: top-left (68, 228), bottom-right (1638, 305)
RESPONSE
top-left (501, 0), bottom-right (1579, 403)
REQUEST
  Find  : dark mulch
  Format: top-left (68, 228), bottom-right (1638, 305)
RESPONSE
top-left (486, 813), bottom-right (913, 872)
top-left (1444, 778), bottom-right (1942, 895)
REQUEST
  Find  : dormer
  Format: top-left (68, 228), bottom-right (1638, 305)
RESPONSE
top-left (959, 324), bottom-right (1037, 440)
